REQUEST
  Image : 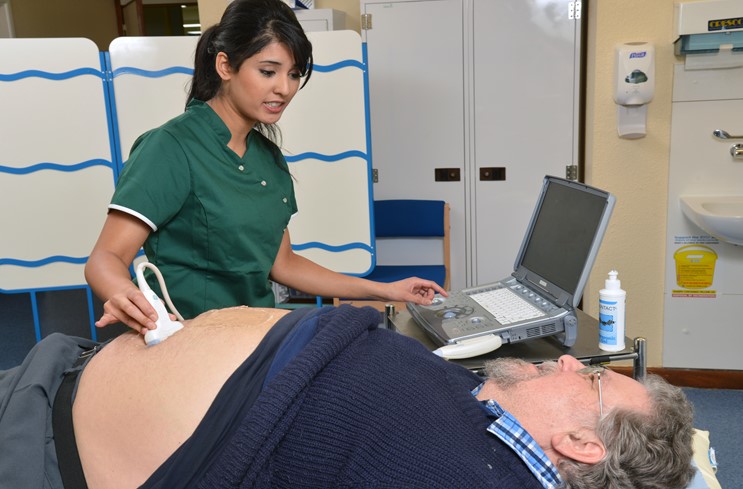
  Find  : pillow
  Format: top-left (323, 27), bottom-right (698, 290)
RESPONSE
top-left (685, 429), bottom-right (721, 489)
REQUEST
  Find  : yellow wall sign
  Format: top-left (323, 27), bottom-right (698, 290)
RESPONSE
top-left (672, 244), bottom-right (717, 297)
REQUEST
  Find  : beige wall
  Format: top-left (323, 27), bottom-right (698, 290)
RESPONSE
top-left (315, 0), bottom-right (360, 32)
top-left (8, 0), bottom-right (118, 51)
top-left (197, 0), bottom-right (359, 31)
top-left (197, 0), bottom-right (230, 30)
top-left (583, 0), bottom-right (677, 366)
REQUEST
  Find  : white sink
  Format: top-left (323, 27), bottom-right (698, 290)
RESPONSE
top-left (680, 195), bottom-right (743, 245)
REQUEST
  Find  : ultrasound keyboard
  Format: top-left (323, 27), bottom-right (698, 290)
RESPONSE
top-left (469, 287), bottom-right (546, 325)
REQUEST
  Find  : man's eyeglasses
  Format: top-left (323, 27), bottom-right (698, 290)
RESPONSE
top-left (577, 365), bottom-right (606, 417)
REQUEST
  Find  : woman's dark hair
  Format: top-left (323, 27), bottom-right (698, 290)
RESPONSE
top-left (187, 0), bottom-right (313, 142)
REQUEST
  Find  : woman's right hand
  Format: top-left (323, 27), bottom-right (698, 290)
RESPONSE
top-left (85, 211), bottom-right (156, 334)
top-left (96, 286), bottom-right (159, 334)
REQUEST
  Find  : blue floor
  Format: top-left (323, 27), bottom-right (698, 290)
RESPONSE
top-left (683, 387), bottom-right (743, 489)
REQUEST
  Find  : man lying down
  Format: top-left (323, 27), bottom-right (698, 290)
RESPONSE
top-left (0, 304), bottom-right (695, 489)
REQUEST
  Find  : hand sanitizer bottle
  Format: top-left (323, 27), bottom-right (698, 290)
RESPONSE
top-left (599, 270), bottom-right (626, 352)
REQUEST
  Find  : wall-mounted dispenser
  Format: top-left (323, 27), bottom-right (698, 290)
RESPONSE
top-left (614, 42), bottom-right (655, 139)
top-left (674, 0), bottom-right (743, 70)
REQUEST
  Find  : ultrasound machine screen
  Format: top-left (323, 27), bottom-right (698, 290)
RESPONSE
top-left (519, 181), bottom-right (609, 296)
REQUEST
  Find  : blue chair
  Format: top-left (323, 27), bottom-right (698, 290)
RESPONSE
top-left (367, 199), bottom-right (450, 289)
top-left (334, 199), bottom-right (450, 309)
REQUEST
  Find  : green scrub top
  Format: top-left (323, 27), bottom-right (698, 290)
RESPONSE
top-left (110, 99), bottom-right (298, 318)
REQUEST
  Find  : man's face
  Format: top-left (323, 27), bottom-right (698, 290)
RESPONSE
top-left (481, 355), bottom-right (651, 424)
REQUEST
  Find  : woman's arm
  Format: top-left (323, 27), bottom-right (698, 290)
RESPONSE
top-left (84, 211), bottom-right (158, 333)
top-left (269, 230), bottom-right (446, 304)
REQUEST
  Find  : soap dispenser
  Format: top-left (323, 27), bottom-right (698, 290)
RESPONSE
top-left (599, 270), bottom-right (626, 352)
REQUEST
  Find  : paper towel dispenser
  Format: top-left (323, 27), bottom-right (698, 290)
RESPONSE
top-left (674, 0), bottom-right (743, 69)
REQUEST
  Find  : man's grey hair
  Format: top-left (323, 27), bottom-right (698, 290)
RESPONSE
top-left (559, 374), bottom-right (695, 489)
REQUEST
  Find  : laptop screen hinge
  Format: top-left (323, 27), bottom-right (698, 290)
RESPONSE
top-left (524, 279), bottom-right (563, 307)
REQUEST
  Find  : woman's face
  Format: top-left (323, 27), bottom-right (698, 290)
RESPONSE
top-left (218, 41), bottom-right (302, 127)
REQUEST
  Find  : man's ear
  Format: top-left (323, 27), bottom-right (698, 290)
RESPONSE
top-left (551, 429), bottom-right (606, 464)
top-left (214, 52), bottom-right (232, 81)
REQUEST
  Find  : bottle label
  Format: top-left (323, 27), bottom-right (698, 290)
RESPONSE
top-left (599, 299), bottom-right (618, 346)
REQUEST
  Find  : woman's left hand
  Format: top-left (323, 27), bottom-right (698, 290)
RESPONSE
top-left (386, 277), bottom-right (448, 305)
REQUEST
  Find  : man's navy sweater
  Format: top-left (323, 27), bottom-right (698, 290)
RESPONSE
top-left (199, 305), bottom-right (544, 489)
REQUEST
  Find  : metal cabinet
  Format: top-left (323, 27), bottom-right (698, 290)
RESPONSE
top-left (361, 0), bottom-right (583, 290)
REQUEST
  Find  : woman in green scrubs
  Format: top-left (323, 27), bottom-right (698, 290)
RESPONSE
top-left (85, 0), bottom-right (445, 334)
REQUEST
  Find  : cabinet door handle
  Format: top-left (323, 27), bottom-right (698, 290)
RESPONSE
top-left (731, 144), bottom-right (743, 159)
top-left (479, 167), bottom-right (506, 181)
top-left (435, 168), bottom-right (461, 181)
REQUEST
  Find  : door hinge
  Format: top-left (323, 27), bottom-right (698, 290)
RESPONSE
top-left (361, 13), bottom-right (372, 30)
top-left (568, 1), bottom-right (582, 20)
top-left (565, 164), bottom-right (579, 181)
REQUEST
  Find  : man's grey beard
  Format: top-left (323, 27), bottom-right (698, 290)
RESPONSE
top-left (483, 358), bottom-right (559, 389)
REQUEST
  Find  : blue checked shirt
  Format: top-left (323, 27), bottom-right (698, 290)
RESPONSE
top-left (472, 383), bottom-right (562, 489)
